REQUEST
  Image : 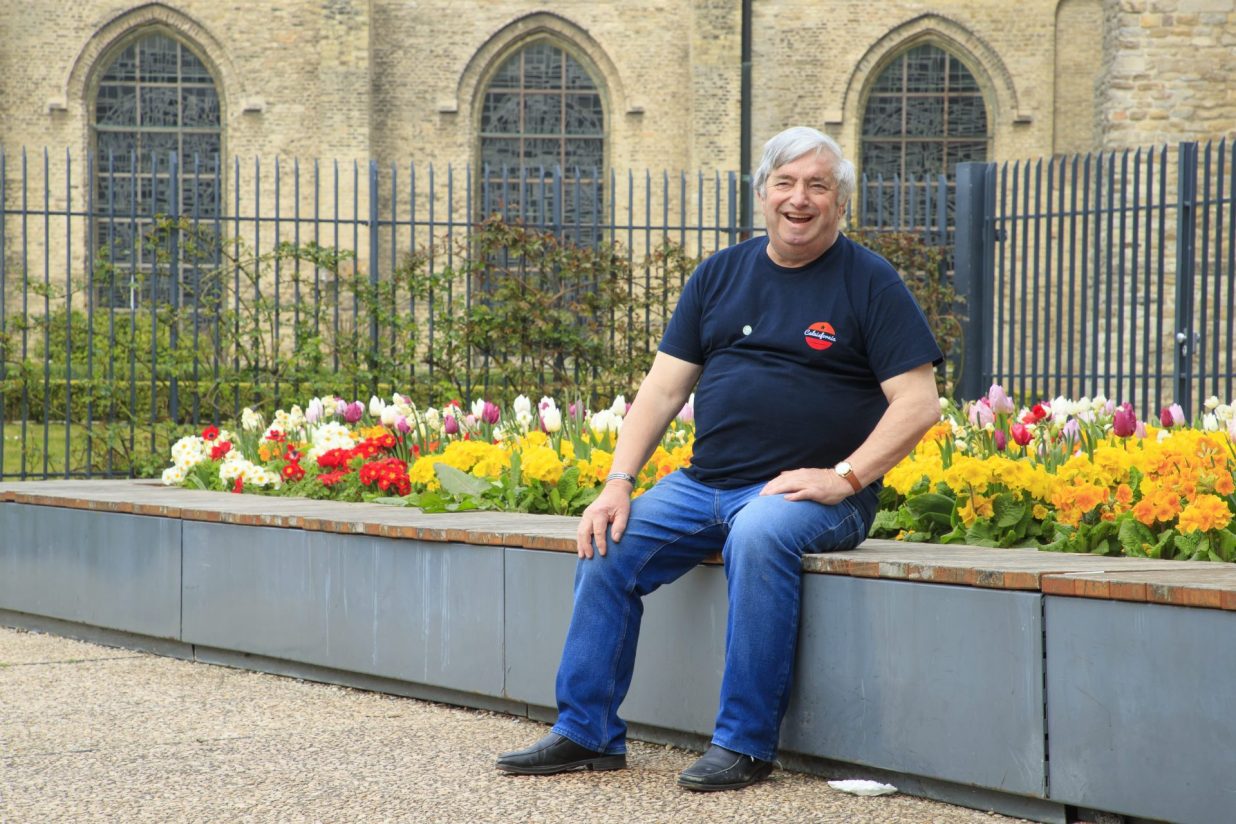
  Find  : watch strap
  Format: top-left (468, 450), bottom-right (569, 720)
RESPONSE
top-left (837, 466), bottom-right (862, 493)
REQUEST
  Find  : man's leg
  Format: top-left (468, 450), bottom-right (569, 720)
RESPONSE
top-left (678, 491), bottom-right (868, 790)
top-left (498, 471), bottom-right (723, 773)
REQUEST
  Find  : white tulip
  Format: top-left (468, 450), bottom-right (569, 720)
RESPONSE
top-left (541, 406), bottom-right (562, 433)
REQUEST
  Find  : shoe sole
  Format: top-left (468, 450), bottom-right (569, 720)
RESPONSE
top-left (677, 762), bottom-right (774, 792)
top-left (496, 755), bottom-right (627, 776)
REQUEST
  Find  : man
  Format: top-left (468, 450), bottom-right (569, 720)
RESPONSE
top-left (496, 126), bottom-right (943, 791)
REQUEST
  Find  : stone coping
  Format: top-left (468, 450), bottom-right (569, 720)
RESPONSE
top-left (3, 479), bottom-right (1234, 611)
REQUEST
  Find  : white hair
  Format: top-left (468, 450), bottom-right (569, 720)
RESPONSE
top-left (753, 126), bottom-right (856, 205)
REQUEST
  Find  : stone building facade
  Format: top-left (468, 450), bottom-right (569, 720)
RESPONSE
top-left (1, 0), bottom-right (1233, 308)
top-left (3, 0), bottom-right (1232, 179)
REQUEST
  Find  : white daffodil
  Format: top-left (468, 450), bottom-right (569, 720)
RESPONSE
top-left (241, 407), bottom-right (264, 431)
top-left (161, 465), bottom-right (186, 485)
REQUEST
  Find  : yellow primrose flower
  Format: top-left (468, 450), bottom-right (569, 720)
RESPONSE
top-left (520, 444), bottom-right (564, 485)
top-left (1177, 494), bottom-right (1233, 534)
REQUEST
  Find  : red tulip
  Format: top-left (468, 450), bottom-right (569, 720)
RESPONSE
top-left (1011, 423), bottom-right (1032, 446)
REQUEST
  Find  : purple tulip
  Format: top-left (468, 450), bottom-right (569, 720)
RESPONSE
top-left (1062, 419), bottom-right (1081, 440)
top-left (444, 415), bottom-right (459, 435)
top-left (482, 401), bottom-right (501, 425)
top-left (343, 401), bottom-right (364, 424)
top-left (1112, 403), bottom-right (1137, 438)
top-left (993, 429), bottom-right (1007, 451)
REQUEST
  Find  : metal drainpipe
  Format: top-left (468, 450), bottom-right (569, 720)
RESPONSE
top-left (739, 0), bottom-right (753, 237)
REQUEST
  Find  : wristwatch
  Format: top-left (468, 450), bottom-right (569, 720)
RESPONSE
top-left (833, 461), bottom-right (862, 493)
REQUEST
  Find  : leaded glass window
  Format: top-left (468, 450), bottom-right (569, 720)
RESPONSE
top-left (860, 44), bottom-right (989, 229)
top-left (480, 41), bottom-right (604, 245)
top-left (92, 33), bottom-right (222, 307)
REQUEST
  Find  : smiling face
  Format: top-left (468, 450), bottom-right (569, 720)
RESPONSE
top-left (758, 150), bottom-right (847, 268)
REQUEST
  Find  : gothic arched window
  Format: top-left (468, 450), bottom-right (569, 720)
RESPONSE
top-left (479, 40), bottom-right (604, 243)
top-left (860, 44), bottom-right (989, 227)
top-left (92, 32), bottom-right (222, 306)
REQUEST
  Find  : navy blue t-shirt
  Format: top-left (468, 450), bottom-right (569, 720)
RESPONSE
top-left (659, 233), bottom-right (943, 493)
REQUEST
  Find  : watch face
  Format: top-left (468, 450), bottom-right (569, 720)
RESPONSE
top-left (835, 461), bottom-right (852, 476)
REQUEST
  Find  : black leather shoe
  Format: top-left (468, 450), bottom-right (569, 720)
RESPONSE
top-left (677, 744), bottom-right (774, 791)
top-left (496, 732), bottom-right (626, 775)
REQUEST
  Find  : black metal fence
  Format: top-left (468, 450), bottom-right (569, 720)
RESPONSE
top-left (955, 140), bottom-right (1235, 420)
top-left (0, 143), bottom-right (940, 480)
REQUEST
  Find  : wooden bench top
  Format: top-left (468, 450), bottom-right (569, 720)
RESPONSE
top-left (4, 479), bottom-right (1234, 611)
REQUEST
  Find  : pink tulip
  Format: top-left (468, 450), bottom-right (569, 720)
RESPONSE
top-left (482, 401), bottom-right (501, 425)
top-left (1112, 403), bottom-right (1137, 438)
top-left (969, 399), bottom-right (994, 428)
top-left (1011, 422), bottom-right (1032, 446)
top-left (1134, 421), bottom-right (1147, 439)
top-left (993, 429), bottom-right (1007, 451)
top-left (343, 401), bottom-right (364, 424)
top-left (1168, 403), bottom-right (1186, 426)
top-left (395, 416), bottom-right (412, 434)
top-left (444, 415), bottom-right (459, 435)
top-left (1159, 407), bottom-right (1173, 428)
top-left (987, 384), bottom-right (1015, 414)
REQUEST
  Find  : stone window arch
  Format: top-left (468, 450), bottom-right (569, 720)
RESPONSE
top-left (858, 42), bottom-right (991, 227)
top-left (90, 29), bottom-right (222, 307)
top-left (477, 37), bottom-right (605, 244)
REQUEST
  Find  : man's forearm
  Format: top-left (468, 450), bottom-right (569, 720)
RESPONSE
top-left (843, 365), bottom-right (940, 488)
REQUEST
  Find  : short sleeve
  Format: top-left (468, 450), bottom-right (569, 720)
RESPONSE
top-left (658, 268), bottom-right (706, 365)
top-left (862, 280), bottom-right (945, 382)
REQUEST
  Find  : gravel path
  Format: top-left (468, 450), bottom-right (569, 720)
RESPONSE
top-left (1, 626), bottom-right (1030, 823)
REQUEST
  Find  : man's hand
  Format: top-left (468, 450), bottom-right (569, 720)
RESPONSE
top-left (576, 482), bottom-right (634, 559)
top-left (759, 468), bottom-right (850, 505)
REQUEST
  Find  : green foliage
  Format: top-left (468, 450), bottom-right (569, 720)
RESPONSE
top-left (5, 214), bottom-right (698, 478)
top-left (406, 216), bottom-right (696, 403)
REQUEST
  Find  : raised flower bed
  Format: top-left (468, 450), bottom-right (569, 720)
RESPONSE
top-left (160, 385), bottom-right (1236, 562)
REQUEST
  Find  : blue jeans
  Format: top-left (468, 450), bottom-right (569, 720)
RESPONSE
top-left (550, 470), bottom-right (872, 762)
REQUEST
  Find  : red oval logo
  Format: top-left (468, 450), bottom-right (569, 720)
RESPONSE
top-left (804, 321), bottom-right (836, 351)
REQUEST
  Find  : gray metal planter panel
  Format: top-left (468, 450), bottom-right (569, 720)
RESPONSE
top-left (503, 548), bottom-right (726, 735)
top-left (0, 503), bottom-right (181, 638)
top-left (182, 522), bottom-right (504, 696)
top-left (1045, 596), bottom-right (1236, 824)
top-left (782, 576), bottom-right (1046, 797)
top-left (502, 547), bottom-right (575, 706)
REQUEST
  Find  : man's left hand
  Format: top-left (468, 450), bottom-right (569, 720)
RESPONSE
top-left (758, 468), bottom-right (850, 504)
